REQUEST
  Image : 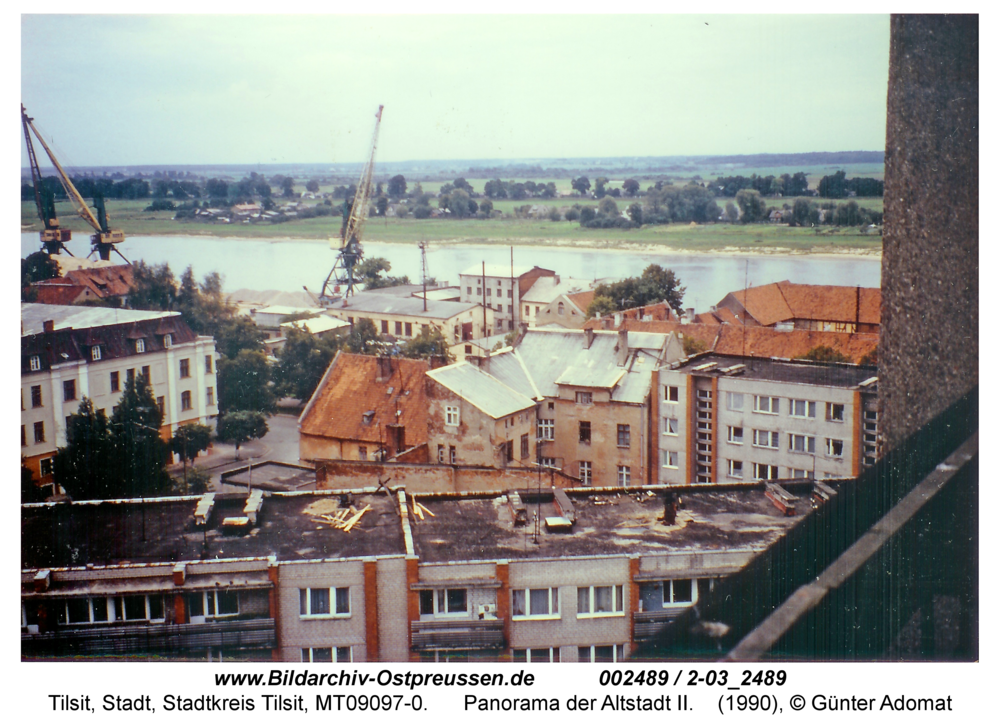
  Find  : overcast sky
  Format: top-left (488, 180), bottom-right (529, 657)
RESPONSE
top-left (20, 14), bottom-right (891, 167)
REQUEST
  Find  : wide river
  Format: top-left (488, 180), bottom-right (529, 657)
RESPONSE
top-left (23, 233), bottom-right (881, 310)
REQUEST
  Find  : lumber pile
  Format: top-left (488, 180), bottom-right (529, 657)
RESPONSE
top-left (311, 504), bottom-right (371, 532)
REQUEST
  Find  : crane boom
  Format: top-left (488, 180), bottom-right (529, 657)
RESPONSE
top-left (21, 104), bottom-right (72, 254)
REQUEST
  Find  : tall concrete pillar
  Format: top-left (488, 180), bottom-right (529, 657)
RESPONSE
top-left (880, 15), bottom-right (978, 449)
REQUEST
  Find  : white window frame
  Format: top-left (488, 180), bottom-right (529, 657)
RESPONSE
top-left (826, 402), bottom-right (846, 422)
top-left (726, 392), bottom-right (744, 411)
top-left (662, 451), bottom-right (679, 469)
top-left (728, 460), bottom-right (744, 479)
top-left (118, 594), bottom-right (166, 623)
top-left (664, 385), bottom-right (679, 403)
top-left (539, 457), bottom-right (557, 469)
top-left (577, 585), bottom-right (625, 618)
top-left (537, 419), bottom-right (554, 441)
top-left (418, 588), bottom-right (469, 618)
top-left (578, 644), bottom-right (625, 663)
top-left (752, 429), bottom-right (780, 449)
top-left (790, 468), bottom-right (814, 479)
top-left (826, 438), bottom-right (845, 458)
top-left (299, 587), bottom-right (351, 619)
top-left (511, 587), bottom-right (560, 620)
top-left (789, 399), bottom-right (817, 418)
top-left (579, 461), bottom-right (592, 486)
top-left (91, 346), bottom-right (101, 361)
top-left (135, 338), bottom-right (145, 353)
top-left (301, 646), bottom-right (352, 662)
top-left (788, 433), bottom-right (816, 453)
top-left (727, 426), bottom-right (744, 445)
top-left (445, 405), bottom-right (460, 426)
top-left (753, 395), bottom-right (779, 414)
top-left (663, 417), bottom-right (679, 436)
top-left (662, 578), bottom-right (697, 605)
top-left (29, 355), bottom-right (41, 371)
top-left (617, 465), bottom-right (631, 486)
top-left (188, 590), bottom-right (240, 623)
top-left (753, 462), bottom-right (780, 480)
top-left (513, 647), bottom-right (559, 662)
top-left (64, 596), bottom-right (116, 625)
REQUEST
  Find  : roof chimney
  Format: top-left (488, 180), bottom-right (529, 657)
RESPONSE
top-left (585, 327), bottom-right (595, 349)
top-left (386, 423), bottom-right (405, 457)
top-left (617, 328), bottom-right (629, 366)
top-left (43, 320), bottom-right (55, 333)
top-left (429, 354), bottom-right (448, 370)
top-left (376, 355), bottom-right (393, 381)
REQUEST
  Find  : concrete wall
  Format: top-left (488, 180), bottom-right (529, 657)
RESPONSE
top-left (316, 459), bottom-right (578, 494)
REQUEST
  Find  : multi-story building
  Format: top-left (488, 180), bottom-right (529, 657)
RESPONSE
top-left (458, 264), bottom-right (555, 333)
top-left (654, 353), bottom-right (879, 485)
top-left (325, 290), bottom-right (494, 344)
top-left (519, 275), bottom-right (595, 328)
top-left (22, 478), bottom-right (818, 661)
top-left (20, 304), bottom-right (218, 493)
top-left (715, 281), bottom-right (881, 333)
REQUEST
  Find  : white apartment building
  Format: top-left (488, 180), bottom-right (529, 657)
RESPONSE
top-left (458, 264), bottom-right (555, 333)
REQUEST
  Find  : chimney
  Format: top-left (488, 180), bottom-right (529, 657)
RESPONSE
top-left (376, 355), bottom-right (393, 381)
top-left (43, 320), bottom-right (55, 333)
top-left (663, 493), bottom-right (678, 526)
top-left (429, 354), bottom-right (448, 370)
top-left (386, 423), bottom-right (405, 457)
top-left (617, 328), bottom-right (629, 366)
top-left (585, 327), bottom-right (595, 349)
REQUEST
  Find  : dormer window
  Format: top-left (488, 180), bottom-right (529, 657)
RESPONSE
top-left (163, 334), bottom-right (172, 348)
top-left (91, 346), bottom-right (101, 361)
top-left (29, 355), bottom-right (41, 371)
top-left (135, 338), bottom-right (145, 354)
top-left (362, 410), bottom-right (375, 426)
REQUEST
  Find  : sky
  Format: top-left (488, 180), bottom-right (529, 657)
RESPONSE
top-left (20, 14), bottom-right (891, 167)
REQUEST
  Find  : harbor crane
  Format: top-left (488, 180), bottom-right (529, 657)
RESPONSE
top-left (21, 104), bottom-right (129, 264)
top-left (320, 105), bottom-right (383, 303)
top-left (21, 104), bottom-right (72, 255)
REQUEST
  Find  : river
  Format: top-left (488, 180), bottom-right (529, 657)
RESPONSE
top-left (23, 233), bottom-right (881, 310)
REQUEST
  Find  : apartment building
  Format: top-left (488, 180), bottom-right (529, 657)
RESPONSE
top-left (655, 353), bottom-right (879, 485)
top-left (458, 264), bottom-right (555, 333)
top-left (22, 479), bottom-right (818, 662)
top-left (715, 281), bottom-right (881, 333)
top-left (21, 304), bottom-right (218, 492)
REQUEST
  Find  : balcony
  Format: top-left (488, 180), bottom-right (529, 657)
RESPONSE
top-left (22, 617), bottom-right (275, 657)
top-left (633, 608), bottom-right (691, 642)
top-left (411, 619), bottom-right (505, 650)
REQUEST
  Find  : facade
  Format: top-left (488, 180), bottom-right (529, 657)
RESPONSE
top-left (325, 290), bottom-right (494, 345)
top-left (716, 280), bottom-right (881, 333)
top-left (533, 290), bottom-right (596, 329)
top-left (458, 264), bottom-right (555, 333)
top-left (20, 304), bottom-right (218, 491)
top-left (654, 353), bottom-right (878, 485)
top-left (520, 276), bottom-right (595, 328)
top-left (22, 480), bottom-right (818, 662)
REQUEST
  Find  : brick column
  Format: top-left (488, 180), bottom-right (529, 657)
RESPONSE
top-left (405, 557), bottom-right (420, 660)
top-left (363, 560), bottom-right (380, 662)
top-left (495, 561), bottom-right (510, 654)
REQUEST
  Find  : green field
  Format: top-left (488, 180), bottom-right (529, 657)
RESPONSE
top-left (23, 199), bottom-right (882, 254)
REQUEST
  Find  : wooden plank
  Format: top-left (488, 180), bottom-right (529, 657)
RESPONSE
top-left (417, 501), bottom-right (436, 518)
top-left (343, 504), bottom-right (371, 532)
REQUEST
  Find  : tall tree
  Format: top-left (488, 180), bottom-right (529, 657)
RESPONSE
top-left (592, 264), bottom-right (686, 313)
top-left (571, 176), bottom-right (591, 196)
top-left (217, 350), bottom-right (276, 415)
top-left (623, 178), bottom-right (640, 197)
top-left (169, 423), bottom-right (213, 492)
top-left (109, 374), bottom-right (171, 497)
top-left (53, 398), bottom-right (118, 501)
top-left (735, 189), bottom-right (768, 223)
top-left (387, 174), bottom-right (407, 197)
top-left (129, 261), bottom-right (178, 311)
top-left (216, 411), bottom-right (268, 460)
top-left (274, 325), bottom-right (342, 401)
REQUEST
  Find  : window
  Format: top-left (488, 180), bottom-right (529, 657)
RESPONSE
top-left (788, 434), bottom-right (816, 453)
top-left (486, 288), bottom-right (491, 297)
top-left (512, 588), bottom-right (559, 618)
top-left (63, 380), bottom-right (76, 402)
top-left (39, 457), bottom-right (54, 476)
top-left (29, 355), bottom-right (42, 371)
top-left (497, 288), bottom-right (502, 298)
top-left (790, 399), bottom-right (816, 418)
top-left (537, 419), bottom-right (554, 441)
top-left (663, 578), bottom-right (696, 604)
top-left (445, 405), bottom-right (460, 426)
top-left (449, 445), bottom-right (457, 464)
top-left (31, 385), bottom-right (42, 408)
top-left (91, 346), bottom-right (101, 361)
top-left (577, 585), bottom-right (625, 617)
top-left (302, 647), bottom-right (351, 662)
top-left (579, 421), bottom-right (591, 444)
top-left (826, 403), bottom-right (845, 422)
top-left (664, 385), bottom-right (679, 402)
top-left (21, 425), bottom-right (26, 447)
top-left (728, 460), bottom-right (744, 478)
top-left (126, 368), bottom-right (135, 384)
top-left (156, 396), bottom-right (165, 416)
top-left (827, 438), bottom-right (845, 457)
top-left (557, 302), bottom-right (565, 315)
top-left (141, 365), bottom-right (150, 381)
top-left (118, 594), bottom-right (165, 622)
top-left (358, 446), bottom-right (368, 461)
top-left (205, 355), bottom-right (213, 373)
top-left (467, 287), bottom-right (472, 295)
top-left (405, 322), bottom-right (412, 337)
top-left (521, 434), bottom-right (529, 458)
top-left (187, 590), bottom-right (240, 621)
top-left (299, 587), bottom-right (350, 617)
top-left (753, 463), bottom-right (779, 480)
top-left (180, 358), bottom-right (190, 378)
top-left (790, 468), bottom-right (814, 479)
top-left (391, 321), bottom-right (401, 336)
top-left (476, 287), bottom-right (482, 296)
top-left (540, 457), bottom-right (557, 468)
top-left (507, 290), bottom-right (513, 298)
top-left (579, 461), bottom-right (592, 485)
top-left (753, 429), bottom-right (779, 449)
top-left (617, 466), bottom-right (631, 486)
top-left (181, 391), bottom-right (192, 410)
top-left (33, 422), bottom-right (45, 444)
top-left (576, 391), bottom-right (593, 404)
top-left (513, 647), bottom-right (558, 662)
top-left (663, 417), bottom-right (679, 436)
top-left (418, 588), bottom-right (468, 616)
top-left (727, 426), bottom-right (744, 444)
top-left (662, 451), bottom-right (679, 469)
top-left (163, 334), bottom-right (172, 348)
top-left (617, 424), bottom-right (631, 447)
top-left (579, 645), bottom-right (625, 663)
top-left (135, 338), bottom-right (145, 353)
top-left (726, 392), bottom-right (744, 411)
top-left (437, 445), bottom-right (445, 463)
top-left (753, 395), bottom-right (779, 414)
top-left (110, 371), bottom-right (120, 393)
top-left (206, 387), bottom-right (214, 406)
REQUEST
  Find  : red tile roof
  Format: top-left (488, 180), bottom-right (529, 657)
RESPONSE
top-left (33, 281), bottom-right (89, 305)
top-left (713, 326), bottom-right (878, 364)
top-left (65, 264), bottom-right (134, 298)
top-left (566, 290), bottom-right (595, 313)
top-left (299, 353), bottom-right (430, 446)
top-left (727, 281), bottom-right (881, 327)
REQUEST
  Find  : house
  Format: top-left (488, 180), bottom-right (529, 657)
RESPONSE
top-left (20, 303), bottom-right (218, 494)
top-left (716, 281), bottom-right (881, 333)
top-left (654, 352), bottom-right (879, 486)
top-left (298, 353), bottom-right (431, 463)
top-left (458, 264), bottom-right (556, 333)
top-left (32, 263), bottom-right (134, 306)
top-left (584, 300), bottom-right (679, 330)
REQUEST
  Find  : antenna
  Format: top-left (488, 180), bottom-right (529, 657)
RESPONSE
top-left (419, 241), bottom-right (428, 312)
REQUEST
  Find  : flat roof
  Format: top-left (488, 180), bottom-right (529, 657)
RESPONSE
top-left (668, 353), bottom-right (877, 389)
top-left (21, 303), bottom-right (178, 336)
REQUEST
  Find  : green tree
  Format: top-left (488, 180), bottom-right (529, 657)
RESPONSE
top-left (795, 345), bottom-right (850, 363)
top-left (216, 411), bottom-right (269, 460)
top-left (479, 199), bottom-right (494, 216)
top-left (376, 196), bottom-right (389, 217)
top-left (387, 174), bottom-right (407, 197)
top-left (623, 178), bottom-right (640, 197)
top-left (306, 179), bottom-right (320, 193)
top-left (129, 261), bottom-right (178, 311)
top-left (791, 198), bottom-right (814, 227)
top-left (274, 325), bottom-right (342, 401)
top-left (593, 264), bottom-right (685, 313)
top-left (109, 375), bottom-right (171, 497)
top-left (586, 295), bottom-right (617, 319)
top-left (218, 350), bottom-right (277, 414)
top-left (356, 257), bottom-right (411, 290)
top-left (627, 202), bottom-right (643, 225)
top-left (398, 327), bottom-right (452, 360)
top-left (858, 345), bottom-right (878, 366)
top-left (22, 460), bottom-right (45, 503)
top-left (53, 398), bottom-right (117, 500)
top-left (817, 170), bottom-right (848, 198)
top-left (169, 423), bottom-right (213, 492)
top-left (724, 201), bottom-right (740, 223)
top-left (344, 318), bottom-right (383, 355)
top-left (594, 177), bottom-right (609, 199)
top-left (215, 316), bottom-right (266, 359)
top-left (683, 336), bottom-right (708, 356)
top-left (598, 197), bottom-right (620, 217)
top-left (281, 177), bottom-right (296, 198)
top-left (571, 176), bottom-right (591, 196)
top-left (735, 189), bottom-right (768, 223)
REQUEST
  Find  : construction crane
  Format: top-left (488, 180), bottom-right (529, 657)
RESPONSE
top-left (21, 104), bottom-right (72, 255)
top-left (20, 104), bottom-right (129, 264)
top-left (320, 105), bottom-right (383, 303)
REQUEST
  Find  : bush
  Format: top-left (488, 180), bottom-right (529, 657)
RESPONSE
top-left (146, 199), bottom-right (175, 211)
top-left (413, 205), bottom-right (432, 219)
top-left (564, 207), bottom-right (580, 222)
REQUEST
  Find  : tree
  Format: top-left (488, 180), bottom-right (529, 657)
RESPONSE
top-left (22, 251), bottom-right (60, 286)
top-left (795, 346), bottom-right (850, 363)
top-left (579, 206), bottom-right (597, 224)
top-left (169, 423), bottom-right (213, 492)
top-left (594, 177), bottom-right (609, 199)
top-left (585, 295), bottom-right (617, 319)
top-left (22, 460), bottom-right (45, 503)
top-left (129, 261), bottom-right (178, 311)
top-left (627, 203), bottom-right (643, 226)
top-left (623, 178), bottom-right (640, 197)
top-left (110, 374), bottom-right (171, 497)
top-left (791, 198), bottom-right (814, 227)
top-left (735, 189), bottom-right (768, 223)
top-left (344, 318), bottom-right (382, 355)
top-left (216, 411), bottom-right (268, 460)
top-left (453, 177), bottom-right (474, 194)
top-left (817, 170), bottom-right (848, 198)
top-left (398, 327), bottom-right (452, 360)
top-left (446, 189), bottom-right (474, 218)
top-left (281, 177), bottom-right (296, 198)
top-left (274, 325), bottom-right (342, 401)
top-left (356, 257), bottom-right (410, 289)
top-left (53, 398), bottom-right (118, 500)
top-left (598, 197), bottom-right (620, 218)
top-left (479, 199), bottom-right (494, 216)
top-left (205, 178), bottom-right (228, 199)
top-left (376, 196), bottom-right (389, 217)
top-left (387, 174), bottom-right (407, 197)
top-left (217, 350), bottom-right (277, 415)
top-left (592, 264), bottom-right (686, 313)
top-left (483, 179), bottom-right (507, 199)
top-left (306, 179), bottom-right (320, 193)
top-left (571, 176), bottom-right (591, 196)
top-left (215, 316), bottom-right (267, 360)
top-left (724, 201), bottom-right (740, 223)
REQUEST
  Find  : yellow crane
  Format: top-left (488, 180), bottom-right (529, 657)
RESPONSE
top-left (320, 105), bottom-right (383, 302)
top-left (21, 104), bottom-right (129, 263)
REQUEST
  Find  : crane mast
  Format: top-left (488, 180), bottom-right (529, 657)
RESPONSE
top-left (320, 105), bottom-right (384, 303)
top-left (21, 105), bottom-right (129, 263)
top-left (21, 105), bottom-right (72, 255)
